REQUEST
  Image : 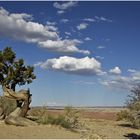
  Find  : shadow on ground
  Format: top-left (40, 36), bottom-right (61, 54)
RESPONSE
top-left (118, 123), bottom-right (132, 128)
top-left (124, 133), bottom-right (140, 139)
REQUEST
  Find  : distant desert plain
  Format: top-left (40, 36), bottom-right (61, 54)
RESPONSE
top-left (0, 106), bottom-right (140, 139)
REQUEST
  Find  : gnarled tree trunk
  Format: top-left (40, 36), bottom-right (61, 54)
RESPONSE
top-left (0, 85), bottom-right (37, 126)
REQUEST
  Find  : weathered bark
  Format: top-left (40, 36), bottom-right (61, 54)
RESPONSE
top-left (0, 106), bottom-right (5, 120)
top-left (2, 85), bottom-right (29, 101)
top-left (11, 83), bottom-right (16, 91)
top-left (5, 107), bottom-right (37, 126)
top-left (20, 89), bottom-right (32, 117)
top-left (10, 83), bottom-right (21, 108)
top-left (0, 96), bottom-right (17, 119)
top-left (0, 85), bottom-right (37, 126)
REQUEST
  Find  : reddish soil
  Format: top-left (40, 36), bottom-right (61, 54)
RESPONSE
top-left (29, 108), bottom-right (118, 121)
top-left (46, 109), bottom-right (117, 121)
top-left (46, 110), bottom-right (63, 117)
top-left (81, 111), bottom-right (117, 120)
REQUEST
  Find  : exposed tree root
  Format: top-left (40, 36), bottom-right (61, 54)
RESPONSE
top-left (5, 116), bottom-right (37, 126)
top-left (4, 107), bottom-right (37, 126)
top-left (0, 85), bottom-right (36, 126)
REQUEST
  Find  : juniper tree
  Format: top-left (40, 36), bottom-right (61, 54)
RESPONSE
top-left (0, 47), bottom-right (36, 126)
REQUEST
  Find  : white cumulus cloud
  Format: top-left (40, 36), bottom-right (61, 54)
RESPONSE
top-left (35, 56), bottom-right (103, 75)
top-left (38, 39), bottom-right (90, 54)
top-left (128, 69), bottom-right (137, 73)
top-left (53, 1), bottom-right (77, 10)
top-left (45, 25), bottom-right (58, 32)
top-left (46, 21), bottom-right (56, 26)
top-left (95, 16), bottom-right (112, 22)
top-left (82, 16), bottom-right (112, 24)
top-left (109, 67), bottom-right (122, 75)
top-left (53, 2), bottom-right (77, 15)
top-left (97, 46), bottom-right (105, 49)
top-left (60, 19), bottom-right (69, 23)
top-left (83, 18), bottom-right (95, 22)
top-left (0, 7), bottom-right (58, 43)
top-left (57, 10), bottom-right (65, 15)
top-left (100, 71), bottom-right (140, 91)
top-left (0, 7), bottom-right (90, 55)
top-left (84, 37), bottom-right (92, 41)
top-left (99, 68), bottom-right (140, 91)
top-left (65, 32), bottom-right (71, 36)
top-left (77, 23), bottom-right (88, 30)
top-left (96, 56), bottom-right (104, 60)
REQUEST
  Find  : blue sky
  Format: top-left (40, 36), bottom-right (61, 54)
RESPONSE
top-left (0, 1), bottom-right (140, 106)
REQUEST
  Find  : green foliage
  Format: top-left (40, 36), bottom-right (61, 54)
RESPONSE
top-left (0, 47), bottom-right (36, 89)
top-left (116, 110), bottom-right (130, 121)
top-left (126, 85), bottom-right (140, 108)
top-left (117, 85), bottom-right (140, 128)
top-left (128, 101), bottom-right (140, 111)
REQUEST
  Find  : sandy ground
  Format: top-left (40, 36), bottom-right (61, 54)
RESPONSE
top-left (0, 108), bottom-right (140, 139)
top-left (0, 119), bottom-right (140, 139)
top-left (83, 119), bottom-right (140, 139)
top-left (0, 121), bottom-right (80, 139)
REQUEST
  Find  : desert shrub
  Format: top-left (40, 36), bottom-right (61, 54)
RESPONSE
top-left (55, 115), bottom-right (71, 128)
top-left (28, 106), bottom-right (48, 123)
top-left (127, 87), bottom-right (140, 128)
top-left (131, 115), bottom-right (140, 129)
top-left (29, 105), bottom-right (81, 129)
top-left (117, 85), bottom-right (140, 128)
top-left (46, 106), bottom-right (80, 129)
top-left (64, 106), bottom-right (80, 129)
top-left (117, 106), bottom-right (140, 128)
top-left (29, 107), bottom-right (47, 117)
top-left (46, 115), bottom-right (58, 125)
top-left (37, 115), bottom-right (49, 124)
top-left (128, 101), bottom-right (140, 111)
top-left (116, 110), bottom-right (130, 121)
top-left (36, 106), bottom-right (81, 130)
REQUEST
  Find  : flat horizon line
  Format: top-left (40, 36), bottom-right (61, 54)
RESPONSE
top-left (31, 105), bottom-right (125, 109)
